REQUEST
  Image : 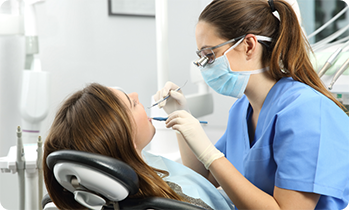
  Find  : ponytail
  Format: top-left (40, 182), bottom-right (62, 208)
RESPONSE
top-left (271, 0), bottom-right (346, 111)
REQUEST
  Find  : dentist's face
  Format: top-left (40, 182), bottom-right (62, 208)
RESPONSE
top-left (195, 21), bottom-right (246, 71)
top-left (109, 88), bottom-right (155, 154)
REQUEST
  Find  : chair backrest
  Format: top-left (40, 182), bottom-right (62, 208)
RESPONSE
top-left (45, 150), bottom-right (206, 210)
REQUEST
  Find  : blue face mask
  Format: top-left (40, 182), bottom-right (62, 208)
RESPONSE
top-left (199, 37), bottom-right (269, 98)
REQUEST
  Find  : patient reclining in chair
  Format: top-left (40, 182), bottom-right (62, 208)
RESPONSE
top-left (43, 83), bottom-right (233, 210)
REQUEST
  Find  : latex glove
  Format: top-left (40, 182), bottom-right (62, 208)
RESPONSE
top-left (153, 81), bottom-right (189, 115)
top-left (165, 110), bottom-right (224, 169)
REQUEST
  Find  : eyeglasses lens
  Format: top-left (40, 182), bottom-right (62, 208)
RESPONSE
top-left (197, 49), bottom-right (215, 64)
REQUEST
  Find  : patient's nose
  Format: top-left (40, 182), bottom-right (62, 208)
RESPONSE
top-left (128, 92), bottom-right (139, 102)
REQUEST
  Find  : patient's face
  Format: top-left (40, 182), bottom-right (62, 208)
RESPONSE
top-left (109, 88), bottom-right (155, 153)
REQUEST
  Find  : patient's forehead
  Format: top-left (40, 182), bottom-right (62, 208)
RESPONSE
top-left (108, 87), bottom-right (132, 108)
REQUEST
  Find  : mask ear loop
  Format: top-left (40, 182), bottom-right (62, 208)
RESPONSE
top-left (224, 36), bottom-right (246, 55)
top-left (225, 35), bottom-right (272, 53)
top-left (236, 67), bottom-right (270, 75)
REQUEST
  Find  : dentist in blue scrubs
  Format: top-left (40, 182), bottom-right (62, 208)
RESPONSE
top-left (154, 0), bottom-right (349, 209)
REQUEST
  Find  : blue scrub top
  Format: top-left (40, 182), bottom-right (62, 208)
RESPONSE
top-left (215, 77), bottom-right (349, 209)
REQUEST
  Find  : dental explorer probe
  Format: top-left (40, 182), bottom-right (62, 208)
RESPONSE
top-left (318, 39), bottom-right (349, 78)
top-left (152, 117), bottom-right (208, 125)
top-left (148, 80), bottom-right (188, 108)
top-left (17, 126), bottom-right (25, 210)
top-left (328, 58), bottom-right (349, 90)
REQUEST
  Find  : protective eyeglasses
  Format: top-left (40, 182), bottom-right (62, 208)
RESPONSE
top-left (193, 35), bottom-right (245, 67)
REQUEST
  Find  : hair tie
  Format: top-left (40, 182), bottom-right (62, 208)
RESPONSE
top-left (268, 0), bottom-right (280, 21)
top-left (268, 0), bottom-right (276, 12)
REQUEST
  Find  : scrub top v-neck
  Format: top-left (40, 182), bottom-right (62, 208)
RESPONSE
top-left (215, 77), bottom-right (349, 209)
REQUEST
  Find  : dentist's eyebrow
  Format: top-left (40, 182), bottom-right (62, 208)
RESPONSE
top-left (202, 45), bottom-right (212, 49)
top-left (199, 45), bottom-right (210, 51)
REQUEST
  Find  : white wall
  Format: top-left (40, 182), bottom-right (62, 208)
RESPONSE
top-left (0, 0), bottom-right (235, 209)
top-left (36, 0), bottom-right (157, 128)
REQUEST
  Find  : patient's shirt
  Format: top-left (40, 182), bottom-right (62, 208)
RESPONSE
top-left (142, 151), bottom-right (234, 210)
top-left (166, 181), bottom-right (213, 210)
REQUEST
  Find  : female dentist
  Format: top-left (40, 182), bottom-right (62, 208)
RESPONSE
top-left (154, 0), bottom-right (349, 209)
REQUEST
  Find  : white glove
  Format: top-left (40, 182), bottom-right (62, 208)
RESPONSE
top-left (153, 81), bottom-right (189, 115)
top-left (165, 110), bottom-right (224, 169)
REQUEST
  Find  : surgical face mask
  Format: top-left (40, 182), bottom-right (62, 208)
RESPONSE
top-left (199, 37), bottom-right (269, 98)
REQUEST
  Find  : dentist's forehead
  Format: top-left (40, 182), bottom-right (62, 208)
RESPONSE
top-left (196, 21), bottom-right (227, 50)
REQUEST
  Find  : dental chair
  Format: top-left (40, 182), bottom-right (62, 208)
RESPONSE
top-left (42, 150), bottom-right (206, 210)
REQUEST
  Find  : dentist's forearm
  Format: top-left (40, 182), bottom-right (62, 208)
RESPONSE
top-left (209, 157), bottom-right (319, 210)
top-left (176, 132), bottom-right (220, 187)
top-left (176, 132), bottom-right (206, 174)
top-left (209, 157), bottom-right (279, 209)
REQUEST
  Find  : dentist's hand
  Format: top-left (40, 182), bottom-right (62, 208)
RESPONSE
top-left (153, 81), bottom-right (189, 114)
top-left (165, 110), bottom-right (224, 169)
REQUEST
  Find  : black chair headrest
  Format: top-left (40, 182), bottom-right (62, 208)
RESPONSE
top-left (46, 150), bottom-right (139, 195)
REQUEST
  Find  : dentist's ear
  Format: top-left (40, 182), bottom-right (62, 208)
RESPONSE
top-left (244, 34), bottom-right (258, 60)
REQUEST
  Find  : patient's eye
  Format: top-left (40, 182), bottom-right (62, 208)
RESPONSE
top-left (133, 99), bottom-right (138, 107)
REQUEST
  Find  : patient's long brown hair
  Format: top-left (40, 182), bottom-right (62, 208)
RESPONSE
top-left (199, 0), bottom-right (345, 111)
top-left (43, 83), bottom-right (185, 209)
